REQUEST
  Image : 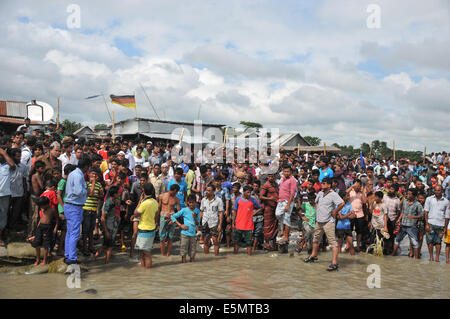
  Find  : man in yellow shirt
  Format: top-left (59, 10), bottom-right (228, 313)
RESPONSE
top-left (133, 183), bottom-right (158, 268)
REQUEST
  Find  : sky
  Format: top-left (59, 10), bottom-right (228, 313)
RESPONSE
top-left (0, 0), bottom-right (449, 152)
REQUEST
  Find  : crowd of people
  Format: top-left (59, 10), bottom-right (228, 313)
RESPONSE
top-left (0, 118), bottom-right (449, 271)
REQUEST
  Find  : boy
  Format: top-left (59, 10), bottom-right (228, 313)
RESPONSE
top-left (200, 184), bottom-right (224, 256)
top-left (133, 183), bottom-right (158, 269)
top-left (298, 193), bottom-right (316, 254)
top-left (95, 186), bottom-right (120, 264)
top-left (171, 195), bottom-right (201, 263)
top-left (167, 168), bottom-right (188, 209)
top-left (81, 169), bottom-right (104, 256)
top-left (157, 184), bottom-right (181, 256)
top-left (32, 196), bottom-right (59, 265)
top-left (335, 191), bottom-right (356, 255)
top-left (392, 188), bottom-right (423, 258)
top-left (251, 180), bottom-right (263, 252)
top-left (369, 191), bottom-right (389, 250)
top-left (233, 185), bottom-right (262, 255)
top-left (27, 160), bottom-right (45, 242)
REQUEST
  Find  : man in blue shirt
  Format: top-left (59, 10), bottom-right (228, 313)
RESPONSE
top-left (168, 168), bottom-right (188, 209)
top-left (319, 158), bottom-right (334, 182)
top-left (63, 157), bottom-right (90, 264)
top-left (0, 148), bottom-right (16, 247)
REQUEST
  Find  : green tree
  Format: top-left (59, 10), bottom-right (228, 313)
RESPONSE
top-left (303, 136), bottom-right (321, 146)
top-left (239, 121), bottom-right (263, 131)
top-left (61, 119), bottom-right (82, 135)
top-left (94, 124), bottom-right (108, 130)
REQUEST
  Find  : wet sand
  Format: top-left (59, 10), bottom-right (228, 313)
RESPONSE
top-left (1, 234), bottom-right (448, 299)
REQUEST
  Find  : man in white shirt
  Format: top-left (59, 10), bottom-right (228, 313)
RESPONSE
top-left (424, 185), bottom-right (450, 262)
top-left (58, 142), bottom-right (77, 175)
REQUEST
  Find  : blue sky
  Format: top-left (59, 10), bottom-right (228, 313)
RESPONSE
top-left (1, 0), bottom-right (449, 152)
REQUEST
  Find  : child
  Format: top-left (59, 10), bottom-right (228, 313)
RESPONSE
top-left (133, 183), bottom-right (158, 269)
top-left (298, 193), bottom-right (316, 255)
top-left (32, 196), bottom-right (59, 265)
top-left (56, 164), bottom-right (76, 256)
top-left (95, 186), bottom-right (120, 264)
top-left (82, 169), bottom-right (104, 256)
top-left (336, 191), bottom-right (356, 255)
top-left (445, 220), bottom-right (450, 264)
top-left (115, 172), bottom-right (132, 250)
top-left (369, 191), bottom-right (389, 252)
top-left (251, 180), bottom-right (264, 252)
top-left (28, 160), bottom-right (45, 242)
top-left (233, 185), bottom-right (261, 256)
top-left (171, 195), bottom-right (201, 263)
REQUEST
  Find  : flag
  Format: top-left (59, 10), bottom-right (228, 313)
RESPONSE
top-left (110, 94), bottom-right (136, 109)
top-left (85, 95), bottom-right (102, 99)
top-left (360, 151), bottom-right (365, 169)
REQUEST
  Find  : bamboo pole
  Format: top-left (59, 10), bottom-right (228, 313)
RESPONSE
top-left (423, 146), bottom-right (426, 162)
top-left (56, 97), bottom-right (60, 129)
top-left (179, 127), bottom-right (185, 145)
top-left (323, 142), bottom-right (326, 156)
top-left (112, 111), bottom-right (115, 143)
top-left (369, 141), bottom-right (373, 158)
top-left (297, 143), bottom-right (300, 157)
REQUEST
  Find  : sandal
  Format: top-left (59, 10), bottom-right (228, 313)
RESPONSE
top-left (304, 255), bottom-right (318, 263)
top-left (327, 264), bottom-right (339, 271)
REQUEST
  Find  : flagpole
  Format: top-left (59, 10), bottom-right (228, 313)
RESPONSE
top-left (134, 90), bottom-right (137, 118)
top-left (139, 82), bottom-right (161, 120)
top-left (112, 111), bottom-right (115, 143)
top-left (102, 94), bottom-right (113, 122)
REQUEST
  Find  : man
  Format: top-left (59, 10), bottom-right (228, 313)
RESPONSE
top-left (214, 175), bottom-right (231, 246)
top-left (161, 163), bottom-right (172, 191)
top-left (318, 158), bottom-right (334, 182)
top-left (200, 184), bottom-right (224, 256)
top-left (275, 164), bottom-right (297, 244)
top-left (63, 157), bottom-right (90, 264)
top-left (0, 148), bottom-right (16, 246)
top-left (347, 179), bottom-right (368, 252)
top-left (157, 184), bottom-right (180, 257)
top-left (383, 184), bottom-right (402, 255)
top-left (58, 142), bottom-right (77, 175)
top-left (424, 185), bottom-right (450, 262)
top-left (149, 163), bottom-right (164, 199)
top-left (148, 145), bottom-right (162, 167)
top-left (392, 188), bottom-right (423, 258)
top-left (168, 168), bottom-right (188, 209)
top-left (304, 178), bottom-right (345, 271)
top-left (17, 118), bottom-right (33, 134)
top-left (260, 173), bottom-right (279, 251)
top-left (11, 131), bottom-right (24, 149)
top-left (121, 142), bottom-right (135, 173)
top-left (8, 148), bottom-right (27, 230)
top-left (37, 141), bottom-right (62, 181)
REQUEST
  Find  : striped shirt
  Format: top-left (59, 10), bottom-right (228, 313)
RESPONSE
top-left (83, 182), bottom-right (103, 211)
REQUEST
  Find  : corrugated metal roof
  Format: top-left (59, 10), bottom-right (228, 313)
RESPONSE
top-left (114, 117), bottom-right (225, 128)
top-left (140, 132), bottom-right (221, 145)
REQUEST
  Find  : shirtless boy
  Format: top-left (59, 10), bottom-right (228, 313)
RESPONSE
top-left (157, 184), bottom-right (180, 256)
top-left (32, 196), bottom-right (59, 265)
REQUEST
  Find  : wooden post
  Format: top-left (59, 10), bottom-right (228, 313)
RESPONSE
top-left (297, 143), bottom-right (300, 157)
top-left (112, 111), bottom-right (115, 143)
top-left (323, 142), bottom-right (327, 156)
top-left (423, 146), bottom-right (426, 162)
top-left (369, 141), bottom-right (373, 158)
top-left (56, 97), bottom-right (60, 129)
top-left (393, 139), bottom-right (395, 161)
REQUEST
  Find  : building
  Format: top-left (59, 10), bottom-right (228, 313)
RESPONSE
top-left (111, 117), bottom-right (225, 145)
top-left (73, 126), bottom-right (96, 139)
top-left (0, 100), bottom-right (50, 134)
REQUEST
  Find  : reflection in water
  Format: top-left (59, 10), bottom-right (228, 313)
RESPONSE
top-left (0, 239), bottom-right (449, 299)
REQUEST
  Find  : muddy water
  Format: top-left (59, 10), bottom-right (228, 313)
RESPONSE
top-left (0, 235), bottom-right (448, 299)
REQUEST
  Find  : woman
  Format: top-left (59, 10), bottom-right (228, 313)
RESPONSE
top-left (260, 173), bottom-right (279, 251)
